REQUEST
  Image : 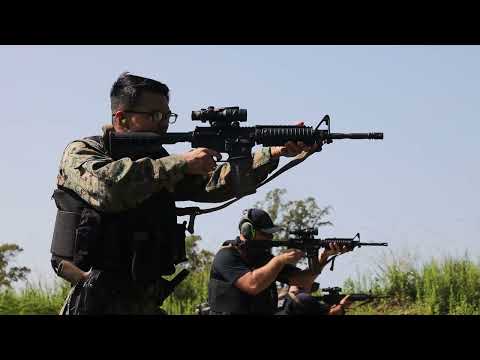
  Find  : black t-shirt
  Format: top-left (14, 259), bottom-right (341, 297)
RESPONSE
top-left (210, 244), bottom-right (301, 314)
top-left (210, 246), bottom-right (300, 284)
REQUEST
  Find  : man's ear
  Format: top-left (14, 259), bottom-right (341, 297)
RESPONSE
top-left (113, 111), bottom-right (128, 131)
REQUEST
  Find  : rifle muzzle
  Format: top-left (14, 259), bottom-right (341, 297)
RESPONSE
top-left (329, 132), bottom-right (384, 140)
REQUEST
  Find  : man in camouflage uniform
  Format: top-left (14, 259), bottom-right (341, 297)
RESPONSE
top-left (51, 72), bottom-right (313, 315)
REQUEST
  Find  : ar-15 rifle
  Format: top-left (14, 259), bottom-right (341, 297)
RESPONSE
top-left (248, 227), bottom-right (388, 271)
top-left (318, 286), bottom-right (389, 307)
top-left (107, 106), bottom-right (383, 198)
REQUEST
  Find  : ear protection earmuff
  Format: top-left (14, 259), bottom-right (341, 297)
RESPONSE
top-left (238, 209), bottom-right (256, 241)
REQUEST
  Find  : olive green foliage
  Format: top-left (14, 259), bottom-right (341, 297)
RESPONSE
top-left (0, 244), bottom-right (31, 289)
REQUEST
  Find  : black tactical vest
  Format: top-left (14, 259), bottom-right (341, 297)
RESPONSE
top-left (207, 243), bottom-right (278, 315)
top-left (50, 136), bottom-right (187, 282)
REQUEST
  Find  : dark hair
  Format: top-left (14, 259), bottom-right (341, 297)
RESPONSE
top-left (110, 72), bottom-right (170, 112)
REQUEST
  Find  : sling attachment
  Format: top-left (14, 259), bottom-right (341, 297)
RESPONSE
top-left (175, 207), bottom-right (200, 234)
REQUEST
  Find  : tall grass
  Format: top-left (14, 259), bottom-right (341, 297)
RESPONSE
top-left (0, 280), bottom-right (69, 315)
top-left (344, 253), bottom-right (480, 315)
top-left (2, 255), bottom-right (480, 315)
top-left (0, 268), bottom-right (211, 315)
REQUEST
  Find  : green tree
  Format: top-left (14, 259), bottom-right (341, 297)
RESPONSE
top-left (183, 235), bottom-right (214, 272)
top-left (0, 244), bottom-right (31, 289)
top-left (254, 188), bottom-right (333, 239)
top-left (254, 188), bottom-right (333, 270)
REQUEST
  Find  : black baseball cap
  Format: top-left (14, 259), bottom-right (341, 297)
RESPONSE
top-left (244, 208), bottom-right (283, 234)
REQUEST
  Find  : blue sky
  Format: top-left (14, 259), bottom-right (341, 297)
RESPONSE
top-left (1, 45), bottom-right (479, 289)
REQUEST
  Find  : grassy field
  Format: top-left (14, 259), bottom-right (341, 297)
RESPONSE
top-left (0, 280), bottom-right (69, 315)
top-left (343, 254), bottom-right (480, 315)
top-left (1, 255), bottom-right (479, 315)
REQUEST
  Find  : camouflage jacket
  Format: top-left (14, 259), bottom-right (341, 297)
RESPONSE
top-left (56, 125), bottom-right (280, 213)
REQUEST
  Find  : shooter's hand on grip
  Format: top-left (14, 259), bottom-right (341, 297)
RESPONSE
top-left (180, 148), bottom-right (222, 175)
top-left (277, 249), bottom-right (305, 265)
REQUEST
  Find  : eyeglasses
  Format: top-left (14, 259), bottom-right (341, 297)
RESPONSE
top-left (121, 110), bottom-right (178, 124)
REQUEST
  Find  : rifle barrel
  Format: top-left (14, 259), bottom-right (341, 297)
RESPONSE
top-left (248, 239), bottom-right (388, 248)
top-left (329, 132), bottom-right (384, 140)
top-left (358, 242), bottom-right (388, 246)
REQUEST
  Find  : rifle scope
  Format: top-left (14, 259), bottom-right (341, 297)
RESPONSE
top-left (191, 106), bottom-right (247, 124)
